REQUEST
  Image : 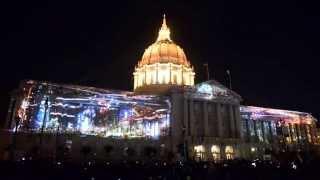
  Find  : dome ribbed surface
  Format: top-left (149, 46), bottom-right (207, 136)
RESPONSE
top-left (138, 40), bottom-right (190, 67)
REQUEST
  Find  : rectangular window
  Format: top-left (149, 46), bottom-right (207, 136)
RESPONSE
top-left (255, 121), bottom-right (264, 142)
top-left (270, 121), bottom-right (277, 136)
top-left (241, 119), bottom-right (248, 142)
top-left (263, 121), bottom-right (270, 144)
top-left (248, 120), bottom-right (256, 141)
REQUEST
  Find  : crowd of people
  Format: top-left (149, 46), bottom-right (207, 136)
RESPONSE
top-left (1, 157), bottom-right (320, 180)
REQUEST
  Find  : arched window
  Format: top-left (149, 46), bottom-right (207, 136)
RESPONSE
top-left (194, 145), bottom-right (205, 161)
top-left (173, 74), bottom-right (177, 84)
top-left (211, 145), bottom-right (220, 161)
top-left (225, 145), bottom-right (234, 160)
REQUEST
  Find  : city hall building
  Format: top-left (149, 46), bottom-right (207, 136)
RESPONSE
top-left (1, 16), bottom-right (319, 162)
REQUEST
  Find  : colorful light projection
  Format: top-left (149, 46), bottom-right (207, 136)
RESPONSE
top-left (195, 81), bottom-right (230, 100)
top-left (240, 106), bottom-right (315, 125)
top-left (15, 81), bottom-right (171, 139)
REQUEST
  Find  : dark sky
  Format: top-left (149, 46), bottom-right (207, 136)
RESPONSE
top-left (1, 0), bottom-right (320, 125)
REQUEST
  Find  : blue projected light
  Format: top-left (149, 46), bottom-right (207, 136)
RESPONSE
top-left (16, 81), bottom-right (171, 139)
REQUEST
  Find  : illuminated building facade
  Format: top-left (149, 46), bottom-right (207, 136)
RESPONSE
top-left (240, 106), bottom-right (319, 159)
top-left (1, 15), bottom-right (319, 162)
top-left (6, 80), bottom-right (171, 139)
top-left (133, 15), bottom-right (195, 93)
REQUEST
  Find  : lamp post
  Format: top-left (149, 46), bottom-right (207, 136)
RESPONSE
top-left (226, 69), bottom-right (232, 90)
top-left (181, 125), bottom-right (188, 162)
top-left (203, 63), bottom-right (210, 80)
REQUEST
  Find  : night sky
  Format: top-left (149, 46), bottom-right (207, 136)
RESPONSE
top-left (1, 0), bottom-right (320, 126)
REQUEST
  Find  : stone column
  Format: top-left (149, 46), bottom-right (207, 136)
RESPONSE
top-left (309, 125), bottom-right (316, 144)
top-left (204, 144), bottom-right (211, 161)
top-left (245, 119), bottom-right (250, 142)
top-left (229, 105), bottom-right (235, 138)
top-left (301, 124), bottom-right (307, 143)
top-left (261, 121), bottom-right (266, 143)
top-left (304, 124), bottom-right (310, 143)
top-left (169, 63), bottom-right (172, 84)
top-left (203, 102), bottom-right (209, 137)
top-left (220, 144), bottom-right (226, 160)
top-left (133, 75), bottom-right (137, 89)
top-left (234, 106), bottom-right (242, 138)
top-left (181, 67), bottom-right (184, 85)
top-left (156, 63), bottom-right (159, 83)
top-left (268, 121), bottom-right (273, 143)
top-left (183, 98), bottom-right (189, 136)
top-left (144, 67), bottom-right (147, 84)
top-left (253, 121), bottom-right (258, 142)
top-left (296, 124), bottom-right (301, 144)
top-left (216, 103), bottom-right (223, 138)
top-left (189, 100), bottom-right (194, 136)
top-left (292, 124), bottom-right (298, 144)
top-left (288, 123), bottom-right (293, 144)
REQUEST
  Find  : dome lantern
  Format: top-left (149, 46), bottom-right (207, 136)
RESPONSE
top-left (156, 14), bottom-right (172, 42)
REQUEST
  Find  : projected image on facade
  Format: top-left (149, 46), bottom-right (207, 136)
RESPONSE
top-left (240, 106), bottom-right (316, 144)
top-left (13, 81), bottom-right (171, 139)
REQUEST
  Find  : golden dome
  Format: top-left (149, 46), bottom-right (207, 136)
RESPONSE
top-left (133, 15), bottom-right (195, 91)
top-left (137, 15), bottom-right (191, 68)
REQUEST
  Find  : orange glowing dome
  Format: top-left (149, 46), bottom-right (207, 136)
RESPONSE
top-left (133, 15), bottom-right (195, 91)
top-left (137, 15), bottom-right (191, 68)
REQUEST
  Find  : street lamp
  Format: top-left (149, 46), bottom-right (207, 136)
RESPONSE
top-left (203, 63), bottom-right (210, 80)
top-left (226, 69), bottom-right (232, 90)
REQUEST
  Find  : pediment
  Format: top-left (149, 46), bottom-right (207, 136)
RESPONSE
top-left (194, 80), bottom-right (242, 101)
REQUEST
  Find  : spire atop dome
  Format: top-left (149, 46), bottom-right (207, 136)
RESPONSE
top-left (162, 14), bottom-right (167, 28)
top-left (156, 14), bottom-right (172, 42)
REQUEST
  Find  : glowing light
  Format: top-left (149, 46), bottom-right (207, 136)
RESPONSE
top-left (196, 82), bottom-right (229, 100)
top-left (251, 147), bottom-right (257, 152)
top-left (241, 106), bottom-right (315, 125)
top-left (211, 145), bottom-right (221, 160)
top-left (134, 63), bottom-right (195, 90)
top-left (197, 84), bottom-right (213, 95)
top-left (50, 112), bottom-right (75, 118)
top-left (157, 14), bottom-right (171, 42)
top-left (225, 146), bottom-right (234, 153)
top-left (210, 145), bottom-right (219, 153)
top-left (56, 97), bottom-right (90, 101)
top-left (251, 162), bottom-right (256, 168)
top-left (51, 103), bottom-right (81, 109)
top-left (225, 146), bottom-right (234, 160)
top-left (14, 80), bottom-right (171, 139)
top-left (194, 145), bottom-right (205, 153)
top-left (21, 99), bottom-right (29, 110)
top-left (194, 145), bottom-right (205, 159)
top-left (133, 15), bottom-right (195, 90)
top-left (80, 116), bottom-right (90, 132)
